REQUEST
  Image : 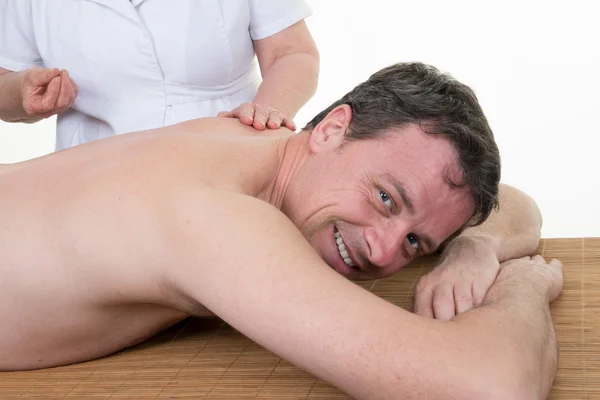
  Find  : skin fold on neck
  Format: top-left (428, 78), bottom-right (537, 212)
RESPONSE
top-left (257, 131), bottom-right (312, 209)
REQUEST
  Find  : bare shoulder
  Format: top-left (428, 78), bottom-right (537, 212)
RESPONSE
top-left (164, 188), bottom-right (319, 296)
top-left (169, 117), bottom-right (294, 138)
top-left (163, 188), bottom-right (441, 399)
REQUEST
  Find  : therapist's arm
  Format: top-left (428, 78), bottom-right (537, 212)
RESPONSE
top-left (0, 66), bottom-right (78, 124)
top-left (218, 20), bottom-right (319, 131)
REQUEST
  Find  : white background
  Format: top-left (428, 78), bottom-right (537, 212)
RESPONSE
top-left (0, 0), bottom-right (598, 238)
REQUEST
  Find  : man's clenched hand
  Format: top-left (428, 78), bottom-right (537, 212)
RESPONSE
top-left (411, 237), bottom-right (501, 320)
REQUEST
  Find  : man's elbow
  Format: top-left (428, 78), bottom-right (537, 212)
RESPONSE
top-left (498, 183), bottom-right (543, 256)
top-left (435, 335), bottom-right (557, 400)
top-left (521, 194), bottom-right (543, 255)
top-left (466, 354), bottom-right (556, 400)
top-left (456, 375), bottom-right (545, 400)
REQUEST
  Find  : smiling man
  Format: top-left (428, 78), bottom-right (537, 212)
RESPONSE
top-left (0, 62), bottom-right (561, 399)
top-left (282, 121), bottom-right (474, 279)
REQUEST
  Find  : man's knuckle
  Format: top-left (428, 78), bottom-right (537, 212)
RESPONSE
top-left (455, 294), bottom-right (472, 304)
top-left (415, 277), bottom-right (429, 291)
top-left (472, 293), bottom-right (485, 305)
top-left (433, 291), bottom-right (453, 302)
top-left (438, 268), bottom-right (456, 279)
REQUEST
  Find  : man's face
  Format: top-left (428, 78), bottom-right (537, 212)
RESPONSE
top-left (284, 115), bottom-right (475, 280)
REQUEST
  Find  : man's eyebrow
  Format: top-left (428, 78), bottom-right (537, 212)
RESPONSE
top-left (383, 173), bottom-right (439, 253)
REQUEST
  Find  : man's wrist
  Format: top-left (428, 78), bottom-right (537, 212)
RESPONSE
top-left (484, 276), bottom-right (549, 308)
top-left (441, 234), bottom-right (501, 263)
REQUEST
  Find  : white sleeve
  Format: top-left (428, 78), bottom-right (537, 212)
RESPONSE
top-left (247, 0), bottom-right (313, 41)
top-left (0, 0), bottom-right (43, 72)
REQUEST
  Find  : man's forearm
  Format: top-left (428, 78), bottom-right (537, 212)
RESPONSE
top-left (0, 71), bottom-right (37, 123)
top-left (444, 184), bottom-right (543, 262)
top-left (253, 51), bottom-right (319, 119)
top-left (451, 276), bottom-right (557, 399)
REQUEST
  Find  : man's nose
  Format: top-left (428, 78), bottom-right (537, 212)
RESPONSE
top-left (363, 225), bottom-right (405, 269)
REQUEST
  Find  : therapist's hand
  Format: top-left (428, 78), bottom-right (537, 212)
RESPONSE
top-left (21, 67), bottom-right (79, 119)
top-left (218, 102), bottom-right (296, 131)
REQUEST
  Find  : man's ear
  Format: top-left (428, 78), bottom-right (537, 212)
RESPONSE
top-left (308, 105), bottom-right (352, 153)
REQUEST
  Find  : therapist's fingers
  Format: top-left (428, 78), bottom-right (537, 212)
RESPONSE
top-left (252, 104), bottom-right (269, 130)
top-left (232, 103), bottom-right (256, 126)
top-left (25, 76), bottom-right (60, 116)
top-left (281, 117), bottom-right (297, 131)
top-left (40, 77), bottom-right (62, 112)
top-left (217, 111), bottom-right (234, 118)
top-left (266, 111), bottom-right (283, 129)
top-left (55, 71), bottom-right (73, 112)
top-left (65, 77), bottom-right (77, 110)
top-left (69, 77), bottom-right (79, 98)
top-left (68, 79), bottom-right (78, 106)
top-left (27, 67), bottom-right (60, 87)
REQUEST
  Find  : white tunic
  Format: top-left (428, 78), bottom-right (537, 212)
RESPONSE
top-left (0, 0), bottom-right (312, 150)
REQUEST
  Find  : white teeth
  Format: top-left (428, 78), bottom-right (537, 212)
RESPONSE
top-left (334, 229), bottom-right (357, 267)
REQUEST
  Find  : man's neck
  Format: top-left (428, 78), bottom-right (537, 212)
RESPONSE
top-left (258, 131), bottom-right (311, 209)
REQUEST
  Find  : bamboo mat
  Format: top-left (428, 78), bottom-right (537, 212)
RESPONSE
top-left (1, 238), bottom-right (598, 399)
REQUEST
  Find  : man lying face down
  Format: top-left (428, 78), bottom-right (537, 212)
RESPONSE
top-left (0, 62), bottom-right (562, 400)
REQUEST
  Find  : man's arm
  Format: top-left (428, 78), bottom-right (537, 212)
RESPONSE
top-left (448, 183), bottom-right (543, 263)
top-left (450, 255), bottom-right (561, 400)
top-left (413, 183), bottom-right (544, 320)
top-left (166, 191), bottom-right (558, 400)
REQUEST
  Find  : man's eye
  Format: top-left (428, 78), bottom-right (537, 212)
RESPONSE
top-left (379, 189), bottom-right (393, 210)
top-left (406, 234), bottom-right (420, 250)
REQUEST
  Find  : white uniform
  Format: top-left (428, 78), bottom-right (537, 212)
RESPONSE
top-left (0, 0), bottom-right (312, 150)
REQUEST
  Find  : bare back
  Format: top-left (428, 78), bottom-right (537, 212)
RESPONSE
top-left (0, 118), bottom-right (288, 370)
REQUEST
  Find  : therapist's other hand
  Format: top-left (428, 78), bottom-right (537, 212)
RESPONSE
top-left (218, 102), bottom-right (296, 131)
top-left (22, 67), bottom-right (79, 119)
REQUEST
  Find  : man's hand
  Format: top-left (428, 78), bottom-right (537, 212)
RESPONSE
top-left (495, 255), bottom-right (563, 304)
top-left (218, 102), bottom-right (296, 131)
top-left (21, 67), bottom-right (78, 119)
top-left (411, 237), bottom-right (501, 320)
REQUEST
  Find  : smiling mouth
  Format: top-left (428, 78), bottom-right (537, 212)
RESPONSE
top-left (334, 228), bottom-right (357, 268)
